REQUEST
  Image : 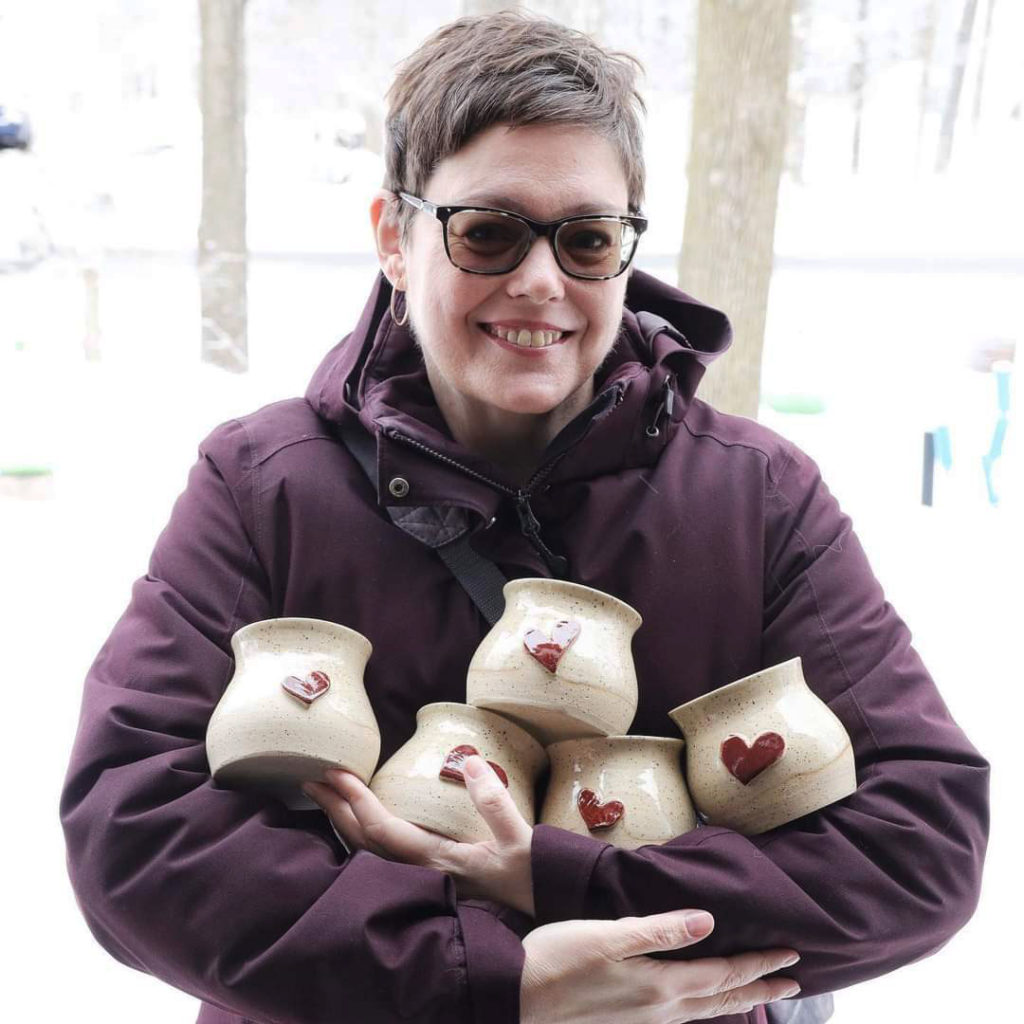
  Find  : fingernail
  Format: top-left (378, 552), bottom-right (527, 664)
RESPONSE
top-left (463, 756), bottom-right (486, 779)
top-left (776, 983), bottom-right (801, 1000)
top-left (683, 911), bottom-right (714, 937)
top-left (780, 952), bottom-right (800, 968)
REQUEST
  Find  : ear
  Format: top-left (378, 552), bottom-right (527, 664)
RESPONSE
top-left (370, 190), bottom-right (406, 288)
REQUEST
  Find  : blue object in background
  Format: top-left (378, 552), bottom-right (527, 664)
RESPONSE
top-left (982, 365), bottom-right (1012, 506)
top-left (0, 106), bottom-right (32, 150)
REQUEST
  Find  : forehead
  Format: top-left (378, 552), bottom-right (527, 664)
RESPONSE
top-left (425, 123), bottom-right (630, 218)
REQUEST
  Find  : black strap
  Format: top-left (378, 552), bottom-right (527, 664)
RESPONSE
top-left (338, 420), bottom-right (508, 625)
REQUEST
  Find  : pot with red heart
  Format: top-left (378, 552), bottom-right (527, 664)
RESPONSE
top-left (369, 703), bottom-right (548, 844)
top-left (668, 657), bottom-right (857, 835)
top-left (539, 736), bottom-right (698, 849)
top-left (206, 618), bottom-right (380, 807)
top-left (466, 578), bottom-right (642, 746)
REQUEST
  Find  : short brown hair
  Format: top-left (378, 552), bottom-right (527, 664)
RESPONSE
top-left (384, 11), bottom-right (646, 238)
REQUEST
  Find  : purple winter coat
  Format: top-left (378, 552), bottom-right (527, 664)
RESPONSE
top-left (60, 269), bottom-right (989, 1024)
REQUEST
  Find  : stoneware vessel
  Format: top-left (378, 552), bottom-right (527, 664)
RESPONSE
top-left (466, 578), bottom-right (642, 746)
top-left (540, 736), bottom-right (698, 849)
top-left (668, 657), bottom-right (856, 835)
top-left (206, 618), bottom-right (379, 807)
top-left (370, 703), bottom-right (547, 844)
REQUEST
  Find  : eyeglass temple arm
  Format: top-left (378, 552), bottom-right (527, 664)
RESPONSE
top-left (398, 192), bottom-right (439, 217)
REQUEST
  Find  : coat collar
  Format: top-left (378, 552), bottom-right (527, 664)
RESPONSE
top-left (305, 268), bottom-right (731, 514)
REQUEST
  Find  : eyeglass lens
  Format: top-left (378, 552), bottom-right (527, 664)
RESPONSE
top-left (446, 211), bottom-right (637, 278)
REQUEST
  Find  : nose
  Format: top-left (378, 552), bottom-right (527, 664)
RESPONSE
top-left (504, 234), bottom-right (566, 303)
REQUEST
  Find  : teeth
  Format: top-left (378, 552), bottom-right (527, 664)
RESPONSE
top-left (486, 325), bottom-right (563, 348)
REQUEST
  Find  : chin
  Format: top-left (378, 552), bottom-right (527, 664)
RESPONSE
top-left (490, 388), bottom-right (571, 417)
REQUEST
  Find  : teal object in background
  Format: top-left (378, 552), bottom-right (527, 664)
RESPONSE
top-left (765, 393), bottom-right (827, 415)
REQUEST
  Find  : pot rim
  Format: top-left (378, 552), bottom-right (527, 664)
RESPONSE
top-left (545, 734), bottom-right (685, 755)
top-left (502, 577), bottom-right (642, 630)
top-left (415, 702), bottom-right (548, 757)
top-left (230, 617), bottom-right (373, 659)
top-left (667, 657), bottom-right (804, 720)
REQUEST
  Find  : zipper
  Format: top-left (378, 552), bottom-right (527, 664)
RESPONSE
top-left (383, 383), bottom-right (624, 578)
top-left (385, 429), bottom-right (573, 577)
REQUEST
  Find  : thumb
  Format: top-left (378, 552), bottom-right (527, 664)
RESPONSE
top-left (600, 909), bottom-right (715, 962)
top-left (462, 755), bottom-right (532, 846)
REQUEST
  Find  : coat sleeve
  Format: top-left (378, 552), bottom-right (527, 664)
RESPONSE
top-left (59, 419), bottom-right (524, 1024)
top-left (530, 440), bottom-right (990, 998)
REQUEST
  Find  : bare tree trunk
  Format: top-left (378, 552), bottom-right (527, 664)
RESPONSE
top-left (936, 0), bottom-right (979, 173)
top-left (972, 0), bottom-right (996, 127)
top-left (198, 0), bottom-right (248, 372)
top-left (850, 0), bottom-right (870, 174)
top-left (916, 0), bottom-right (941, 172)
top-left (678, 0), bottom-right (794, 419)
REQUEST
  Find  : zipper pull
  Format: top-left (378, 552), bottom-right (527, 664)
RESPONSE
top-left (646, 374), bottom-right (676, 438)
top-left (514, 492), bottom-right (569, 578)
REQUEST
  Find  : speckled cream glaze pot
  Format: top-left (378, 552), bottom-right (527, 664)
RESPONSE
top-left (206, 618), bottom-right (379, 805)
top-left (540, 736), bottom-right (698, 849)
top-left (370, 703), bottom-right (548, 844)
top-left (668, 657), bottom-right (856, 835)
top-left (466, 578), bottom-right (642, 746)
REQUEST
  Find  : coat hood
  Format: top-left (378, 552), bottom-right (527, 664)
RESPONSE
top-left (305, 267), bottom-right (732, 436)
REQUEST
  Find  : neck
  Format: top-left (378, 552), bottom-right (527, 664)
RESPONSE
top-left (425, 366), bottom-right (594, 487)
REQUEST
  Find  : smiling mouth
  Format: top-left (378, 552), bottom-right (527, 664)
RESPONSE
top-left (480, 323), bottom-right (570, 349)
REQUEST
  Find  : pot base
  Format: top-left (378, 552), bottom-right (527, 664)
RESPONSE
top-left (213, 750), bottom-right (370, 807)
top-left (472, 699), bottom-right (610, 747)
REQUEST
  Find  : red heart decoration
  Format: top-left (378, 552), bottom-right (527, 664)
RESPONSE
top-left (523, 619), bottom-right (581, 673)
top-left (438, 745), bottom-right (509, 788)
top-left (721, 732), bottom-right (786, 785)
top-left (577, 788), bottom-right (625, 831)
top-left (281, 670), bottom-right (331, 706)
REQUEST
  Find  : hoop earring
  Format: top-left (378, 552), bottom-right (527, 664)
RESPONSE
top-left (389, 285), bottom-right (409, 327)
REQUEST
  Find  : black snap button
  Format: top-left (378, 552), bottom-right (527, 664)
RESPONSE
top-left (388, 476), bottom-right (410, 498)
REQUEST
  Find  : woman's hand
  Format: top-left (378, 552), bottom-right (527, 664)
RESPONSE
top-left (519, 910), bottom-right (801, 1024)
top-left (303, 756), bottom-right (535, 916)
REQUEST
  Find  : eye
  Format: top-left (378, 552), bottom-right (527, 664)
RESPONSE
top-left (563, 228), bottom-right (614, 252)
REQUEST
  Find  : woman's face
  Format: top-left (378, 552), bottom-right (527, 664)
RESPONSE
top-left (381, 123), bottom-right (632, 425)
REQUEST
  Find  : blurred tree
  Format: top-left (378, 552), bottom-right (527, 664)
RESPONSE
top-left (462, 0), bottom-right (521, 14)
top-left (972, 0), bottom-right (996, 127)
top-left (785, 0), bottom-right (812, 185)
top-left (916, 0), bottom-right (940, 172)
top-left (936, 0), bottom-right (979, 172)
top-left (678, 0), bottom-right (793, 419)
top-left (199, 0), bottom-right (248, 372)
top-left (850, 0), bottom-right (870, 173)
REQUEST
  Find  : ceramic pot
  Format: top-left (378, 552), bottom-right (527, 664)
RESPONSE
top-left (668, 657), bottom-right (856, 835)
top-left (540, 736), bottom-right (698, 849)
top-left (206, 618), bottom-right (379, 805)
top-left (466, 578), bottom-right (641, 746)
top-left (370, 703), bottom-right (547, 844)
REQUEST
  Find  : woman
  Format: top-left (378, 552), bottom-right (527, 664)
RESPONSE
top-left (60, 12), bottom-right (988, 1024)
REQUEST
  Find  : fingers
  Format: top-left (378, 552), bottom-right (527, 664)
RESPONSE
top-left (682, 974), bottom-right (802, 1021)
top-left (303, 780), bottom-right (365, 852)
top-left (662, 947), bottom-right (800, 1002)
top-left (325, 770), bottom-right (451, 865)
top-left (600, 909), bottom-right (716, 961)
top-left (462, 756), bottom-right (533, 847)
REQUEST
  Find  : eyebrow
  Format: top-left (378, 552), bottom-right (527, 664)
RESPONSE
top-left (456, 193), bottom-right (627, 218)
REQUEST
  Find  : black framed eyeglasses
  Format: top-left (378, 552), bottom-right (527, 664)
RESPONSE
top-left (397, 192), bottom-right (647, 281)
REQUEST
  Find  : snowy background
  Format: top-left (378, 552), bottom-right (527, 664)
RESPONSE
top-left (0, 0), bottom-right (1020, 1021)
